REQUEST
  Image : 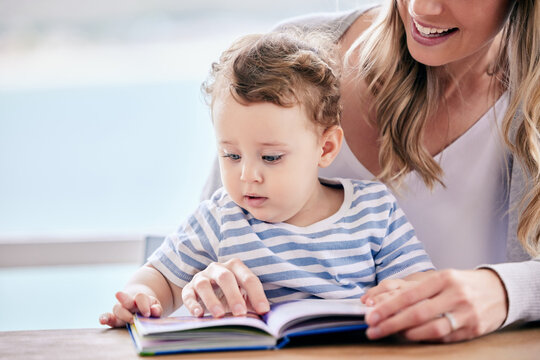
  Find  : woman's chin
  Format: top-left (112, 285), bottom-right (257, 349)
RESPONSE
top-left (408, 50), bottom-right (449, 67)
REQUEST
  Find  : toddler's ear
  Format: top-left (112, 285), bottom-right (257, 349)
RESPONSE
top-left (318, 125), bottom-right (343, 168)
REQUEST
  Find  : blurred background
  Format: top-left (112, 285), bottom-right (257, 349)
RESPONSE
top-left (0, 0), bottom-right (373, 330)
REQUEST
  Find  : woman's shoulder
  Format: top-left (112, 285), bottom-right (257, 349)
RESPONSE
top-left (273, 4), bottom-right (378, 41)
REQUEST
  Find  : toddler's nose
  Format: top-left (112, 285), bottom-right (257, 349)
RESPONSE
top-left (240, 162), bottom-right (263, 183)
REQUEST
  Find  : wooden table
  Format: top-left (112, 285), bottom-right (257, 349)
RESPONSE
top-left (1, 324), bottom-right (539, 360)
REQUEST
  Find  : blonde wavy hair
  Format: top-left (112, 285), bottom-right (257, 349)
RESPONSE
top-left (202, 31), bottom-right (341, 129)
top-left (348, 1), bottom-right (540, 256)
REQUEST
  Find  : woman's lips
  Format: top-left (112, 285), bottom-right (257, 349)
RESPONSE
top-left (410, 18), bottom-right (458, 46)
top-left (244, 195), bottom-right (267, 207)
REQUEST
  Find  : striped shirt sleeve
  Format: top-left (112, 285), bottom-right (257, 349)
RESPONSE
top-left (148, 197), bottom-right (223, 288)
top-left (373, 190), bottom-right (435, 282)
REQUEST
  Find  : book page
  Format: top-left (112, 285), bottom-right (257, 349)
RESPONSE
top-left (134, 312), bottom-right (273, 336)
top-left (263, 299), bottom-right (367, 338)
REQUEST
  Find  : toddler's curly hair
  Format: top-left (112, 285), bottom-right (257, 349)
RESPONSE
top-left (202, 30), bottom-right (341, 128)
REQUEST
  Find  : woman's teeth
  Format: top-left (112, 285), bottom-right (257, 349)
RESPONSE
top-left (414, 19), bottom-right (452, 36)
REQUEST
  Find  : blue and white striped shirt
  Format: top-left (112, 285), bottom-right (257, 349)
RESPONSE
top-left (149, 178), bottom-right (434, 303)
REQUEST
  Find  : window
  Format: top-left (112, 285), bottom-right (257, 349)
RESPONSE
top-left (0, 0), bottom-right (373, 266)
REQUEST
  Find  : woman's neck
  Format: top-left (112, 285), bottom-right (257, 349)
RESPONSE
top-left (443, 32), bottom-right (503, 99)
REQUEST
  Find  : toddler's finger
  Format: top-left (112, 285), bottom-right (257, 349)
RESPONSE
top-left (182, 286), bottom-right (204, 317)
top-left (99, 312), bottom-right (113, 326)
top-left (192, 276), bottom-right (225, 318)
top-left (229, 261), bottom-right (269, 314)
top-left (134, 293), bottom-right (152, 317)
top-left (115, 291), bottom-right (136, 312)
top-left (244, 281), bottom-right (269, 314)
top-left (99, 312), bottom-right (126, 328)
top-left (150, 303), bottom-right (163, 318)
top-left (113, 302), bottom-right (136, 323)
top-left (214, 274), bottom-right (246, 316)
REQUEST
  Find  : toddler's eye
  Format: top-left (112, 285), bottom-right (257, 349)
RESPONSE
top-left (223, 153), bottom-right (241, 161)
top-left (262, 154), bottom-right (283, 163)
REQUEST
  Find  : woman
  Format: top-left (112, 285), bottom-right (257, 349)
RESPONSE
top-left (182, 0), bottom-right (540, 342)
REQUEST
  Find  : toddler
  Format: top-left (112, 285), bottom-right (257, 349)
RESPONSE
top-left (100, 30), bottom-right (433, 327)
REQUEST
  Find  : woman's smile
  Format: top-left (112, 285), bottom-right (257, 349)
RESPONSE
top-left (398, 0), bottom-right (512, 67)
top-left (411, 17), bottom-right (458, 46)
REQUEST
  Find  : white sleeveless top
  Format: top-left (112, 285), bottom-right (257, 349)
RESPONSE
top-left (320, 94), bottom-right (510, 269)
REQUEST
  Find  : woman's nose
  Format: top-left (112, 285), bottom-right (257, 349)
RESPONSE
top-left (409, 0), bottom-right (443, 17)
top-left (240, 162), bottom-right (263, 183)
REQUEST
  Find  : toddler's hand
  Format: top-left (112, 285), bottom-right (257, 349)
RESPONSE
top-left (182, 258), bottom-right (270, 318)
top-left (99, 291), bottom-right (163, 328)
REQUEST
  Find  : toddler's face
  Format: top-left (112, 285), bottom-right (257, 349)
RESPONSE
top-left (213, 93), bottom-right (324, 225)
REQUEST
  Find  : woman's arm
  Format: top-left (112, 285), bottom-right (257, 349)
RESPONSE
top-left (484, 260), bottom-right (540, 326)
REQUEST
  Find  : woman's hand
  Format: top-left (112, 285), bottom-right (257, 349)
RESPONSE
top-left (361, 272), bottom-right (431, 306)
top-left (363, 269), bottom-right (508, 342)
top-left (99, 291), bottom-right (163, 328)
top-left (181, 258), bottom-right (270, 318)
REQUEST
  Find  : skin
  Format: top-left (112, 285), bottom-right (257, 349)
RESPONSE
top-left (361, 269), bottom-right (507, 342)
top-left (99, 264), bottom-right (182, 328)
top-left (183, 0), bottom-right (514, 343)
top-left (100, 93), bottom-right (344, 326)
top-left (213, 94), bottom-right (343, 227)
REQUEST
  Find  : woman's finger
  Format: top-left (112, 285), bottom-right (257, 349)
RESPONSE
top-left (226, 258), bottom-right (269, 314)
top-left (369, 289), bottom-right (398, 306)
top-left (440, 327), bottom-right (475, 343)
top-left (362, 278), bottom-right (405, 304)
top-left (366, 269), bottom-right (507, 342)
top-left (401, 312), bottom-right (462, 341)
top-left (366, 272), bottom-right (445, 326)
top-left (366, 297), bottom-right (436, 339)
top-left (366, 279), bottom-right (458, 339)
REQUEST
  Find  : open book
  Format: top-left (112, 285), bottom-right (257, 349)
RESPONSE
top-left (127, 299), bottom-right (368, 355)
